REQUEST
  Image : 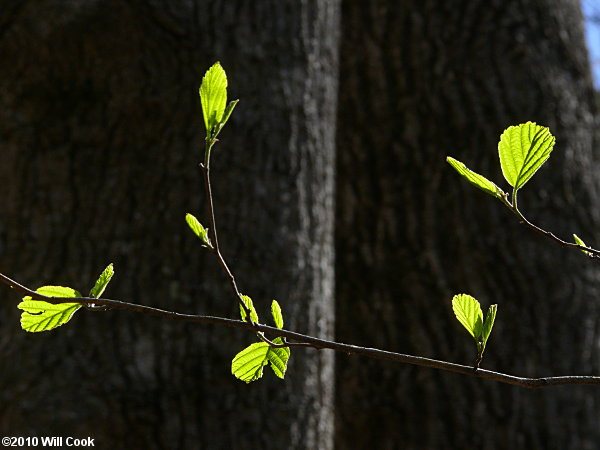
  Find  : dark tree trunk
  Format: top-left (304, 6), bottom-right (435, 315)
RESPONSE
top-left (0, 1), bottom-right (339, 449)
top-left (335, 0), bottom-right (599, 449)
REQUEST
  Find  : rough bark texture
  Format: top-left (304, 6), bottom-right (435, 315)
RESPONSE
top-left (0, 1), bottom-right (338, 449)
top-left (335, 0), bottom-right (599, 449)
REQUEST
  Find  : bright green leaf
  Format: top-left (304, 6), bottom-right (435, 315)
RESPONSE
top-left (18, 286), bottom-right (82, 332)
top-left (481, 304), bottom-right (497, 346)
top-left (239, 294), bottom-right (259, 324)
top-left (211, 99), bottom-right (239, 140)
top-left (268, 337), bottom-right (291, 379)
top-left (498, 122), bottom-right (555, 190)
top-left (200, 62), bottom-right (228, 134)
top-left (89, 263), bottom-right (114, 298)
top-left (231, 339), bottom-right (291, 383)
top-left (573, 234), bottom-right (591, 256)
top-left (185, 213), bottom-right (210, 246)
top-left (452, 294), bottom-right (483, 340)
top-left (271, 299), bottom-right (284, 329)
top-left (446, 157), bottom-right (504, 198)
top-left (231, 342), bottom-right (270, 383)
top-left (220, 99), bottom-right (238, 127)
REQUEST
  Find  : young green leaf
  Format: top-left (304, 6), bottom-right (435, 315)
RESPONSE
top-left (239, 294), bottom-right (259, 324)
top-left (271, 299), bottom-right (284, 329)
top-left (89, 263), bottom-right (114, 298)
top-left (231, 339), bottom-right (291, 383)
top-left (185, 213), bottom-right (211, 246)
top-left (200, 62), bottom-right (228, 134)
top-left (18, 286), bottom-right (83, 332)
top-left (231, 342), bottom-right (270, 383)
top-left (573, 234), bottom-right (592, 257)
top-left (446, 157), bottom-right (504, 199)
top-left (498, 122), bottom-right (555, 190)
top-left (267, 337), bottom-right (291, 379)
top-left (451, 294), bottom-right (483, 340)
top-left (481, 304), bottom-right (497, 346)
top-left (211, 99), bottom-right (239, 140)
top-left (220, 99), bottom-right (238, 128)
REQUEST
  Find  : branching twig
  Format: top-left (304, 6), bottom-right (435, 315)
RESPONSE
top-left (4, 117), bottom-right (600, 390)
top-left (1, 271), bottom-right (599, 388)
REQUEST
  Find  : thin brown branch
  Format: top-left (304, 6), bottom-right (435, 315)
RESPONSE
top-left (508, 196), bottom-right (600, 258)
top-left (199, 158), bottom-right (252, 321)
top-left (2, 271), bottom-right (599, 388)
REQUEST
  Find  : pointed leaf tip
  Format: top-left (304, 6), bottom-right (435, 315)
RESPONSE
top-left (89, 263), bottom-right (114, 298)
top-left (185, 213), bottom-right (211, 246)
top-left (446, 156), bottom-right (504, 198)
top-left (482, 304), bottom-right (497, 346)
top-left (271, 300), bottom-right (284, 329)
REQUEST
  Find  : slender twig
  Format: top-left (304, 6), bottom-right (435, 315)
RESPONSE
top-left (256, 333), bottom-right (304, 348)
top-left (505, 189), bottom-right (600, 257)
top-left (200, 137), bottom-right (253, 322)
top-left (2, 271), bottom-right (598, 388)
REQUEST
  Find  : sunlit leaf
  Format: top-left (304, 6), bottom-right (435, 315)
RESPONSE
top-left (451, 293), bottom-right (483, 340)
top-left (212, 99), bottom-right (239, 140)
top-left (271, 299), bottom-right (284, 329)
top-left (231, 342), bottom-right (270, 383)
top-left (185, 213), bottom-right (210, 246)
top-left (573, 234), bottom-right (592, 257)
top-left (498, 122), bottom-right (555, 190)
top-left (268, 337), bottom-right (291, 379)
top-left (89, 263), bottom-right (114, 298)
top-left (446, 157), bottom-right (504, 198)
top-left (482, 304), bottom-right (497, 346)
top-left (231, 339), bottom-right (290, 383)
top-left (18, 286), bottom-right (82, 332)
top-left (239, 294), bottom-right (259, 324)
top-left (200, 62), bottom-right (228, 134)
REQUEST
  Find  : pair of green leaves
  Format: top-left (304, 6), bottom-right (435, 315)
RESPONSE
top-left (18, 264), bottom-right (114, 332)
top-left (231, 296), bottom-right (291, 383)
top-left (447, 122), bottom-right (556, 199)
top-left (449, 122), bottom-right (594, 254)
top-left (200, 62), bottom-right (238, 142)
top-left (452, 294), bottom-right (497, 364)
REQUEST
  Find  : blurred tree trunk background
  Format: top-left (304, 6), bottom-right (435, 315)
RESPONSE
top-left (0, 0), bottom-right (599, 449)
top-left (335, 0), bottom-right (599, 449)
top-left (0, 1), bottom-right (338, 449)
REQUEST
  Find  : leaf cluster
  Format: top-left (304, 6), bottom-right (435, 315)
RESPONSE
top-left (18, 264), bottom-right (113, 332)
top-left (231, 298), bottom-right (290, 383)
